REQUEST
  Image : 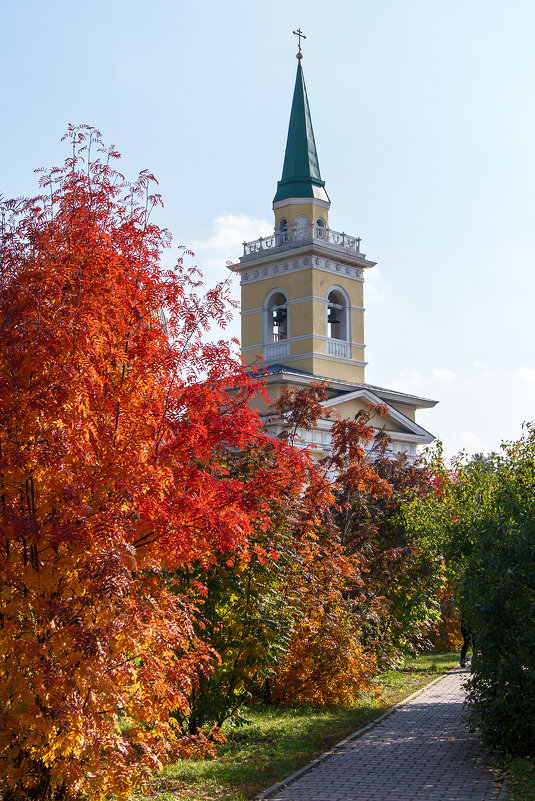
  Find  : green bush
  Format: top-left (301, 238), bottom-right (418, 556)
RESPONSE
top-left (464, 517), bottom-right (535, 752)
top-left (456, 429), bottom-right (535, 752)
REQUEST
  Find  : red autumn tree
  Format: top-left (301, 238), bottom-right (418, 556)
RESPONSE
top-left (169, 385), bottom-right (392, 720)
top-left (335, 450), bottom-right (446, 665)
top-left (267, 384), bottom-right (392, 705)
top-left (0, 126), bottom-right (308, 801)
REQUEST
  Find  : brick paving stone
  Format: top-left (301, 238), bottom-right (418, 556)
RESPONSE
top-left (257, 667), bottom-right (507, 801)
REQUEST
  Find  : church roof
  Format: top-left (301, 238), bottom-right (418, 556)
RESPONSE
top-left (255, 365), bottom-right (437, 410)
top-left (273, 60), bottom-right (329, 204)
top-left (255, 366), bottom-right (435, 445)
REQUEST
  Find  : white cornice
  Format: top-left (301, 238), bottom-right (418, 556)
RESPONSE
top-left (387, 430), bottom-right (434, 444)
top-left (252, 351), bottom-right (367, 368)
top-left (260, 371), bottom-right (326, 387)
top-left (237, 243), bottom-right (375, 273)
top-left (364, 384), bottom-right (438, 409)
top-left (239, 254), bottom-right (366, 285)
top-left (252, 370), bottom-right (437, 409)
top-left (261, 414), bottom-right (433, 448)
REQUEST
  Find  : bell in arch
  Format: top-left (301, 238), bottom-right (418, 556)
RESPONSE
top-left (327, 306), bottom-right (341, 326)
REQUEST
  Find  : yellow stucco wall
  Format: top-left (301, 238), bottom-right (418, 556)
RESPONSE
top-left (311, 271), bottom-right (364, 307)
top-left (309, 358), bottom-right (366, 383)
top-left (241, 311), bottom-right (263, 348)
top-left (241, 269), bottom-right (365, 347)
top-left (388, 403), bottom-right (417, 423)
top-left (331, 397), bottom-right (407, 431)
top-left (241, 271), bottom-right (314, 309)
top-left (274, 200), bottom-right (329, 227)
top-left (245, 382), bottom-right (284, 413)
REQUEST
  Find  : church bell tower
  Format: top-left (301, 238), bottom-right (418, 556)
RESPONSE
top-left (232, 39), bottom-right (437, 459)
top-left (236, 49), bottom-right (375, 384)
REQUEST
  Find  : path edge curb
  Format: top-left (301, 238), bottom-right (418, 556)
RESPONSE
top-left (254, 666), bottom-right (463, 800)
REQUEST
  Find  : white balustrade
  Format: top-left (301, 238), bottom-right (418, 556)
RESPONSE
top-left (243, 223), bottom-right (362, 257)
top-left (327, 339), bottom-right (351, 358)
top-left (264, 341), bottom-right (290, 360)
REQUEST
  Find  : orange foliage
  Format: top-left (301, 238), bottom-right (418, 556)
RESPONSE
top-left (273, 545), bottom-right (376, 706)
top-left (269, 387), bottom-right (390, 707)
top-left (0, 127), bottom-right (307, 800)
top-left (427, 584), bottom-right (463, 652)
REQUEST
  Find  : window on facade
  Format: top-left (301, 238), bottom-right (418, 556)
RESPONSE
top-left (327, 289), bottom-right (348, 341)
top-left (277, 218), bottom-right (288, 244)
top-left (265, 290), bottom-right (288, 342)
top-left (316, 217), bottom-right (326, 239)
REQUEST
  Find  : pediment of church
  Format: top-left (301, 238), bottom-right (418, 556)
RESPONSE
top-left (321, 388), bottom-right (435, 444)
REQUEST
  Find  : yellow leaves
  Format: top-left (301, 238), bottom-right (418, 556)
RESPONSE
top-left (274, 615), bottom-right (376, 707)
top-left (269, 537), bottom-right (377, 707)
top-left (426, 583), bottom-right (463, 651)
top-left (0, 527), bottom-right (214, 795)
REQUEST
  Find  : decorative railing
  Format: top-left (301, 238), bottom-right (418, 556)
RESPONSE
top-left (327, 339), bottom-right (351, 359)
top-left (263, 422), bottom-right (418, 462)
top-left (243, 222), bottom-right (362, 257)
top-left (263, 341), bottom-right (290, 360)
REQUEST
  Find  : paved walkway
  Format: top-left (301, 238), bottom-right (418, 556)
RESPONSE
top-left (257, 667), bottom-right (507, 801)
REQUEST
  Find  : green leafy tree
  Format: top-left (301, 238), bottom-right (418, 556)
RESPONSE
top-left (174, 440), bottom-right (306, 732)
top-left (462, 433), bottom-right (535, 752)
top-left (406, 433), bottom-right (535, 752)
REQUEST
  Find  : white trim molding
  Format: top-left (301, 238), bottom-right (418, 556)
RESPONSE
top-left (239, 255), bottom-right (366, 285)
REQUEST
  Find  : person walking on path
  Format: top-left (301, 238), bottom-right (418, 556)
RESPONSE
top-left (460, 618), bottom-right (472, 668)
top-left (256, 666), bottom-right (507, 801)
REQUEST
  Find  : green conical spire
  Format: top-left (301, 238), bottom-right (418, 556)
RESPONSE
top-left (273, 59), bottom-right (329, 204)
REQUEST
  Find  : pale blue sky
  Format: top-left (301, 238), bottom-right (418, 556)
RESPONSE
top-left (3, 0), bottom-right (535, 459)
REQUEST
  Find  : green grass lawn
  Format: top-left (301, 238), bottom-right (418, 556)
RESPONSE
top-left (505, 757), bottom-right (535, 801)
top-left (144, 652), bottom-right (459, 801)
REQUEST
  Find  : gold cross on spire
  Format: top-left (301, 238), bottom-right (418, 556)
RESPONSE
top-left (293, 28), bottom-right (306, 58)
